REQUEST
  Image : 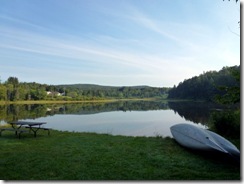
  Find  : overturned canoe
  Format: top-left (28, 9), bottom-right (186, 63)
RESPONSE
top-left (170, 123), bottom-right (240, 160)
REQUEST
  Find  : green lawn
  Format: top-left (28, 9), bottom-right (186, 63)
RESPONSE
top-left (0, 129), bottom-right (240, 180)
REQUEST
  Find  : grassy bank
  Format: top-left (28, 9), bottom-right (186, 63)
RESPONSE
top-left (0, 129), bottom-right (240, 180)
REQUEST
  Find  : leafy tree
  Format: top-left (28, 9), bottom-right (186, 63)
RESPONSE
top-left (6, 83), bottom-right (14, 101)
top-left (214, 66), bottom-right (240, 104)
top-left (0, 85), bottom-right (7, 100)
top-left (6, 77), bottom-right (19, 88)
top-left (209, 66), bottom-right (240, 139)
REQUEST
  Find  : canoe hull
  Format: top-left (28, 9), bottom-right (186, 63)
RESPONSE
top-left (205, 129), bottom-right (240, 159)
top-left (170, 124), bottom-right (240, 159)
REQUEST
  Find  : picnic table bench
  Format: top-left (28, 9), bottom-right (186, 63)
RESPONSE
top-left (0, 128), bottom-right (28, 139)
top-left (0, 121), bottom-right (51, 139)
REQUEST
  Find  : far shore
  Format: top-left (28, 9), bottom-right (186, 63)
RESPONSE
top-left (0, 98), bottom-right (167, 105)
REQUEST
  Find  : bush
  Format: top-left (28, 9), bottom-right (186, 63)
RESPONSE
top-left (210, 110), bottom-right (240, 139)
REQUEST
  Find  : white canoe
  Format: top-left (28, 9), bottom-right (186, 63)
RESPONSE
top-left (170, 123), bottom-right (240, 159)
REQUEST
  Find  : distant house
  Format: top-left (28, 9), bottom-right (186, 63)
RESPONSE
top-left (46, 91), bottom-right (64, 96)
top-left (46, 91), bottom-right (52, 95)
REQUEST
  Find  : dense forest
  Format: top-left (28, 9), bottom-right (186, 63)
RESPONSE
top-left (168, 65), bottom-right (240, 102)
top-left (0, 78), bottom-right (170, 101)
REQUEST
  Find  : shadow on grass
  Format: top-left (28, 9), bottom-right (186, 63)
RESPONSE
top-left (180, 146), bottom-right (240, 168)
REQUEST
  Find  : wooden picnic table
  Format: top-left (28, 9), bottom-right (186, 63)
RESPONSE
top-left (0, 121), bottom-right (51, 138)
top-left (10, 121), bottom-right (47, 137)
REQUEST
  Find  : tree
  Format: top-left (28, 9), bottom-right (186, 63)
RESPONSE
top-left (209, 66), bottom-right (240, 138)
top-left (0, 85), bottom-right (7, 100)
top-left (214, 66), bottom-right (240, 104)
top-left (6, 84), bottom-right (14, 101)
top-left (6, 77), bottom-right (19, 88)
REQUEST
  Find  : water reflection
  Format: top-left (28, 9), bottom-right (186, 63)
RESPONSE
top-left (0, 101), bottom-right (169, 122)
top-left (0, 101), bottom-right (226, 137)
top-left (36, 110), bottom-right (189, 137)
top-left (168, 101), bottom-right (225, 126)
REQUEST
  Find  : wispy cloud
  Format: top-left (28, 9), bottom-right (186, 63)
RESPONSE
top-left (1, 23), bottom-right (198, 86)
top-left (0, 15), bottom-right (50, 32)
top-left (0, 1), bottom-right (239, 87)
top-left (127, 9), bottom-right (180, 42)
top-left (0, 24), bottom-right (171, 73)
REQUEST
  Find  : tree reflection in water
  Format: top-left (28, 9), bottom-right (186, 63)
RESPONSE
top-left (0, 101), bottom-right (226, 127)
top-left (0, 101), bottom-right (230, 136)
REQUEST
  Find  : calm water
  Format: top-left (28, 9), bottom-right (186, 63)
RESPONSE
top-left (0, 101), bottom-right (225, 137)
top-left (30, 110), bottom-right (207, 137)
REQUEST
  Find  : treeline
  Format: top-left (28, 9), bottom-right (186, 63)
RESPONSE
top-left (0, 65), bottom-right (239, 102)
top-left (0, 77), bottom-right (170, 101)
top-left (168, 65), bottom-right (240, 102)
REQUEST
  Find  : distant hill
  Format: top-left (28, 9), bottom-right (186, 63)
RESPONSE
top-left (57, 84), bottom-right (116, 90)
top-left (56, 84), bottom-right (151, 90)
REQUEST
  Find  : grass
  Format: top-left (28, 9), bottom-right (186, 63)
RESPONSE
top-left (0, 129), bottom-right (240, 180)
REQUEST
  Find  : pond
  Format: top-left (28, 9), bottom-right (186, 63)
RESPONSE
top-left (0, 100), bottom-right (226, 137)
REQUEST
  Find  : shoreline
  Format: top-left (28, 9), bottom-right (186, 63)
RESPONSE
top-left (0, 98), bottom-right (206, 105)
top-left (0, 98), bottom-right (166, 105)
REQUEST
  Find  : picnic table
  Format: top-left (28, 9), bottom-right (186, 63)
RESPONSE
top-left (0, 121), bottom-right (51, 138)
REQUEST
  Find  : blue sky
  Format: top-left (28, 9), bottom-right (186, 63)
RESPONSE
top-left (0, 0), bottom-right (240, 87)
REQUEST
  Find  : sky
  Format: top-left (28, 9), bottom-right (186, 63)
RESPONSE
top-left (0, 0), bottom-right (240, 87)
